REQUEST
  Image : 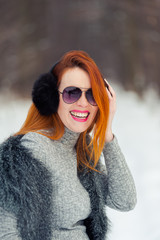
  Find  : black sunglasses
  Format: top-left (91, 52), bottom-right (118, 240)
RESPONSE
top-left (58, 86), bottom-right (97, 106)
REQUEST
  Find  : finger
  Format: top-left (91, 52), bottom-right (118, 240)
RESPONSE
top-left (106, 87), bottom-right (113, 99)
top-left (107, 83), bottom-right (116, 99)
top-left (104, 79), bottom-right (115, 98)
top-left (104, 78), bottom-right (109, 89)
top-left (103, 78), bottom-right (112, 96)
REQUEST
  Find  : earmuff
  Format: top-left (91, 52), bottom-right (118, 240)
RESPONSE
top-left (32, 63), bottom-right (59, 116)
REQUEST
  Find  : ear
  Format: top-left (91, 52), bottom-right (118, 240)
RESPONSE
top-left (32, 72), bottom-right (59, 116)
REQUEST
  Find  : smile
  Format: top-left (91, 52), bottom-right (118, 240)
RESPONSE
top-left (70, 111), bottom-right (89, 118)
top-left (70, 111), bottom-right (90, 122)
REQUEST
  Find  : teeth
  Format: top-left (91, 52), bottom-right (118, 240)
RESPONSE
top-left (70, 111), bottom-right (89, 118)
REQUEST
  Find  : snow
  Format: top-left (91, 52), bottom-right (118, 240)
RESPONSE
top-left (0, 85), bottom-right (160, 240)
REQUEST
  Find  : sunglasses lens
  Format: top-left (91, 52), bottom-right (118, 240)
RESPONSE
top-left (63, 87), bottom-right (81, 104)
top-left (86, 89), bottom-right (97, 106)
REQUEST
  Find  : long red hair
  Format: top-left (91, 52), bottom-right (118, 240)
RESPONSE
top-left (16, 50), bottom-right (109, 171)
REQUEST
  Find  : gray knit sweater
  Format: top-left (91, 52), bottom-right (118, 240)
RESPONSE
top-left (0, 128), bottom-right (136, 240)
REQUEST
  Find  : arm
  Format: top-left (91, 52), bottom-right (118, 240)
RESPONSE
top-left (103, 136), bottom-right (137, 211)
top-left (102, 80), bottom-right (137, 211)
top-left (0, 207), bottom-right (21, 240)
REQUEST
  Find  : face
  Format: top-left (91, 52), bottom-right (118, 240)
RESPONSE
top-left (57, 67), bottom-right (98, 133)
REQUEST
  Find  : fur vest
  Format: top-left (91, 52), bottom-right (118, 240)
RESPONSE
top-left (0, 135), bottom-right (110, 240)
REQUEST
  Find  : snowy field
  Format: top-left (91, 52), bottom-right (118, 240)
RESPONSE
top-left (0, 85), bottom-right (160, 240)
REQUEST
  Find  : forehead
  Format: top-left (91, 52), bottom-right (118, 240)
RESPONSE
top-left (59, 67), bottom-right (91, 89)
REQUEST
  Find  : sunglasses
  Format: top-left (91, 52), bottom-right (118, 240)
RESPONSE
top-left (58, 86), bottom-right (97, 106)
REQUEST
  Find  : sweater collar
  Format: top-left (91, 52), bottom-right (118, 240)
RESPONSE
top-left (58, 127), bottom-right (80, 147)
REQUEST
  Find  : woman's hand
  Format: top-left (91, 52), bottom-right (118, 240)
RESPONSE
top-left (104, 79), bottom-right (116, 143)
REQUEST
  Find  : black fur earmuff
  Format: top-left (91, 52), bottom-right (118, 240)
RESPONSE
top-left (32, 64), bottom-right (59, 116)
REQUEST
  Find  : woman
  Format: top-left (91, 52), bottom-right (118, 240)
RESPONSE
top-left (0, 50), bottom-right (136, 240)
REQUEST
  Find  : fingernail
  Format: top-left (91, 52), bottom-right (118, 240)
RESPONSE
top-left (104, 78), bottom-right (109, 89)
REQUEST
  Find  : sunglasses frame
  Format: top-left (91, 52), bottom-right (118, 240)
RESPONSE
top-left (58, 86), bottom-right (97, 106)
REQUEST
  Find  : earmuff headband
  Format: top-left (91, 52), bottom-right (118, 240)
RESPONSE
top-left (32, 63), bottom-right (59, 116)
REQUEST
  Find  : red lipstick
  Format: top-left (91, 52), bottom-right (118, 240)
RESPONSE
top-left (70, 110), bottom-right (90, 122)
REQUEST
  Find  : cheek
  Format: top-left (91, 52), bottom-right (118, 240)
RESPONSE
top-left (92, 107), bottom-right (98, 117)
top-left (57, 96), bottom-right (65, 119)
top-left (57, 96), bottom-right (70, 121)
top-left (89, 107), bottom-right (99, 125)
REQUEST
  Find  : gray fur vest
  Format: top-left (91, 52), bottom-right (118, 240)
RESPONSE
top-left (0, 135), bottom-right (110, 240)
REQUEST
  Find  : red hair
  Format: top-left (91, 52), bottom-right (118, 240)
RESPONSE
top-left (16, 50), bottom-right (109, 171)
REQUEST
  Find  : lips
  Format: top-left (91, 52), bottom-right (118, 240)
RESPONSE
top-left (70, 111), bottom-right (89, 118)
top-left (70, 110), bottom-right (90, 122)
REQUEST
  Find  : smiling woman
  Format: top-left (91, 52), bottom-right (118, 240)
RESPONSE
top-left (0, 50), bottom-right (137, 240)
top-left (16, 50), bottom-right (110, 170)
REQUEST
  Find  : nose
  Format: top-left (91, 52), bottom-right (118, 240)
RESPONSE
top-left (76, 92), bottom-right (89, 107)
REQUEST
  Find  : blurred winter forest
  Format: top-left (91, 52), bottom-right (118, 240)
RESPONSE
top-left (0, 0), bottom-right (160, 98)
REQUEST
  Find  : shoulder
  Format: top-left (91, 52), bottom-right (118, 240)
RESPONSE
top-left (21, 131), bottom-right (51, 146)
top-left (21, 132), bottom-right (55, 162)
top-left (0, 132), bottom-right (54, 168)
top-left (0, 133), bottom-right (50, 159)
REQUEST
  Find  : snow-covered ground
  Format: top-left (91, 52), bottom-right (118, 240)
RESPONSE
top-left (0, 85), bottom-right (160, 240)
